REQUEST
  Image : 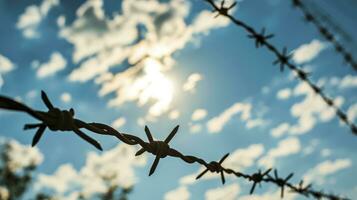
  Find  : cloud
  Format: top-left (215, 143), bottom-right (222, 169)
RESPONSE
top-left (302, 139), bottom-right (319, 155)
top-left (239, 189), bottom-right (297, 200)
top-left (276, 88), bottom-right (291, 100)
top-left (274, 81), bottom-right (345, 136)
top-left (168, 109), bottom-right (180, 120)
top-left (60, 92), bottom-right (72, 103)
top-left (206, 102), bottom-right (251, 133)
top-left (270, 123), bottom-right (290, 138)
top-left (246, 118), bottom-right (267, 129)
top-left (292, 39), bottom-right (327, 64)
top-left (37, 52), bottom-right (67, 78)
top-left (205, 183), bottom-right (240, 200)
top-left (329, 75), bottom-right (357, 90)
top-left (189, 123), bottom-right (202, 134)
top-left (35, 143), bottom-right (147, 198)
top-left (179, 144), bottom-right (264, 185)
top-left (290, 81), bottom-right (344, 135)
top-left (60, 0), bottom-right (234, 119)
top-left (224, 144), bottom-right (264, 171)
top-left (258, 137), bottom-right (301, 168)
top-left (16, 0), bottom-right (59, 38)
top-left (191, 108), bottom-right (207, 121)
top-left (183, 73), bottom-right (203, 93)
top-left (347, 103), bottom-right (357, 122)
top-left (1, 139), bottom-right (43, 172)
top-left (303, 159), bottom-right (352, 185)
top-left (0, 54), bottom-right (15, 88)
top-left (164, 186), bottom-right (190, 200)
top-left (111, 117), bottom-right (126, 129)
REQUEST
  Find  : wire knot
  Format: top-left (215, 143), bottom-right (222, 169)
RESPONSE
top-left (196, 153), bottom-right (229, 184)
top-left (247, 28), bottom-right (274, 48)
top-left (212, 0), bottom-right (237, 18)
top-left (268, 169), bottom-right (294, 198)
top-left (46, 108), bottom-right (75, 131)
top-left (135, 125), bottom-right (179, 176)
top-left (249, 168), bottom-right (271, 194)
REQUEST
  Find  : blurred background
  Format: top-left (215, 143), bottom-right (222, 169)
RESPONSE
top-left (0, 0), bottom-right (356, 199)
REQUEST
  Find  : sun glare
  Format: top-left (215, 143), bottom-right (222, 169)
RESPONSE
top-left (138, 58), bottom-right (174, 117)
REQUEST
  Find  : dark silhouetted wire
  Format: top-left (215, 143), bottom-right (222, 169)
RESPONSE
top-left (203, 0), bottom-right (357, 136)
top-left (0, 91), bottom-right (350, 200)
top-left (291, 0), bottom-right (357, 71)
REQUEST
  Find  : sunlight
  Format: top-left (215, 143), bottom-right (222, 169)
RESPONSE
top-left (136, 58), bottom-right (174, 117)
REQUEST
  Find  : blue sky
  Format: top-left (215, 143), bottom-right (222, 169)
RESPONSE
top-left (0, 0), bottom-right (356, 199)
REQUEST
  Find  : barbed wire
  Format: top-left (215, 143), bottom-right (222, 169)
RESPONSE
top-left (203, 0), bottom-right (357, 136)
top-left (299, 0), bottom-right (357, 50)
top-left (290, 0), bottom-right (357, 71)
top-left (0, 91), bottom-right (350, 199)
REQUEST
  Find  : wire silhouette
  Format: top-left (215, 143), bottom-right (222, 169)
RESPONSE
top-left (291, 0), bottom-right (357, 71)
top-left (0, 91), bottom-right (103, 150)
top-left (203, 0), bottom-right (357, 136)
top-left (0, 91), bottom-right (350, 200)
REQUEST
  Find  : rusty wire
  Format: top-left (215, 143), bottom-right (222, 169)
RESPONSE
top-left (0, 91), bottom-right (350, 200)
top-left (203, 0), bottom-right (357, 136)
top-left (291, 0), bottom-right (357, 71)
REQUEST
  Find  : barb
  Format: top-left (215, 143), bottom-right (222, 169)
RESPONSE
top-left (0, 91), bottom-right (103, 150)
top-left (0, 92), bottom-right (350, 200)
top-left (203, 0), bottom-right (357, 136)
top-left (291, 0), bottom-right (357, 71)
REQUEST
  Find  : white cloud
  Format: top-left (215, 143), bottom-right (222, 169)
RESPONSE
top-left (57, 15), bottom-right (66, 27)
top-left (276, 88), bottom-right (291, 100)
top-left (224, 144), bottom-right (264, 171)
top-left (37, 52), bottom-right (67, 78)
top-left (338, 75), bottom-right (357, 89)
top-left (329, 75), bottom-right (357, 90)
top-left (189, 123), bottom-right (202, 134)
top-left (258, 137), bottom-right (300, 168)
top-left (320, 148), bottom-right (331, 157)
top-left (303, 159), bottom-right (352, 185)
top-left (289, 81), bottom-right (344, 135)
top-left (206, 102), bottom-right (251, 133)
top-left (111, 117), bottom-right (126, 129)
top-left (292, 39), bottom-right (327, 64)
top-left (60, 0), bottom-right (235, 119)
top-left (275, 81), bottom-right (345, 136)
top-left (347, 103), bottom-right (357, 122)
top-left (35, 143), bottom-right (147, 199)
top-left (0, 54), bottom-right (15, 73)
top-left (302, 139), bottom-right (319, 155)
top-left (183, 73), bottom-right (203, 93)
top-left (60, 92), bottom-right (72, 103)
top-left (164, 186), bottom-right (190, 200)
top-left (179, 144), bottom-right (264, 185)
top-left (2, 139), bottom-right (44, 172)
top-left (191, 108), bottom-right (207, 121)
top-left (270, 123), bottom-right (290, 138)
top-left (16, 0), bottom-right (59, 38)
top-left (239, 190), bottom-right (297, 200)
top-left (246, 118), bottom-right (266, 129)
top-left (0, 54), bottom-right (15, 88)
top-left (205, 183), bottom-right (240, 200)
top-left (169, 109), bottom-right (180, 120)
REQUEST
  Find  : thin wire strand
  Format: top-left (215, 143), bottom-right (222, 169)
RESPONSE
top-left (203, 0), bottom-right (357, 136)
top-left (0, 93), bottom-right (350, 200)
top-left (291, 0), bottom-right (357, 71)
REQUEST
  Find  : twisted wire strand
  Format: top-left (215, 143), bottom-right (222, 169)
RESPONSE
top-left (291, 0), bottom-right (357, 71)
top-left (203, 0), bottom-right (357, 136)
top-left (0, 92), bottom-right (350, 200)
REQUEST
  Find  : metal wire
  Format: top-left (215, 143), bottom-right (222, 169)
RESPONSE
top-left (0, 91), bottom-right (350, 200)
top-left (203, 0), bottom-right (357, 136)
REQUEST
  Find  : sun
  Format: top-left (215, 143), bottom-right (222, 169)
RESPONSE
top-left (136, 58), bottom-right (174, 117)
